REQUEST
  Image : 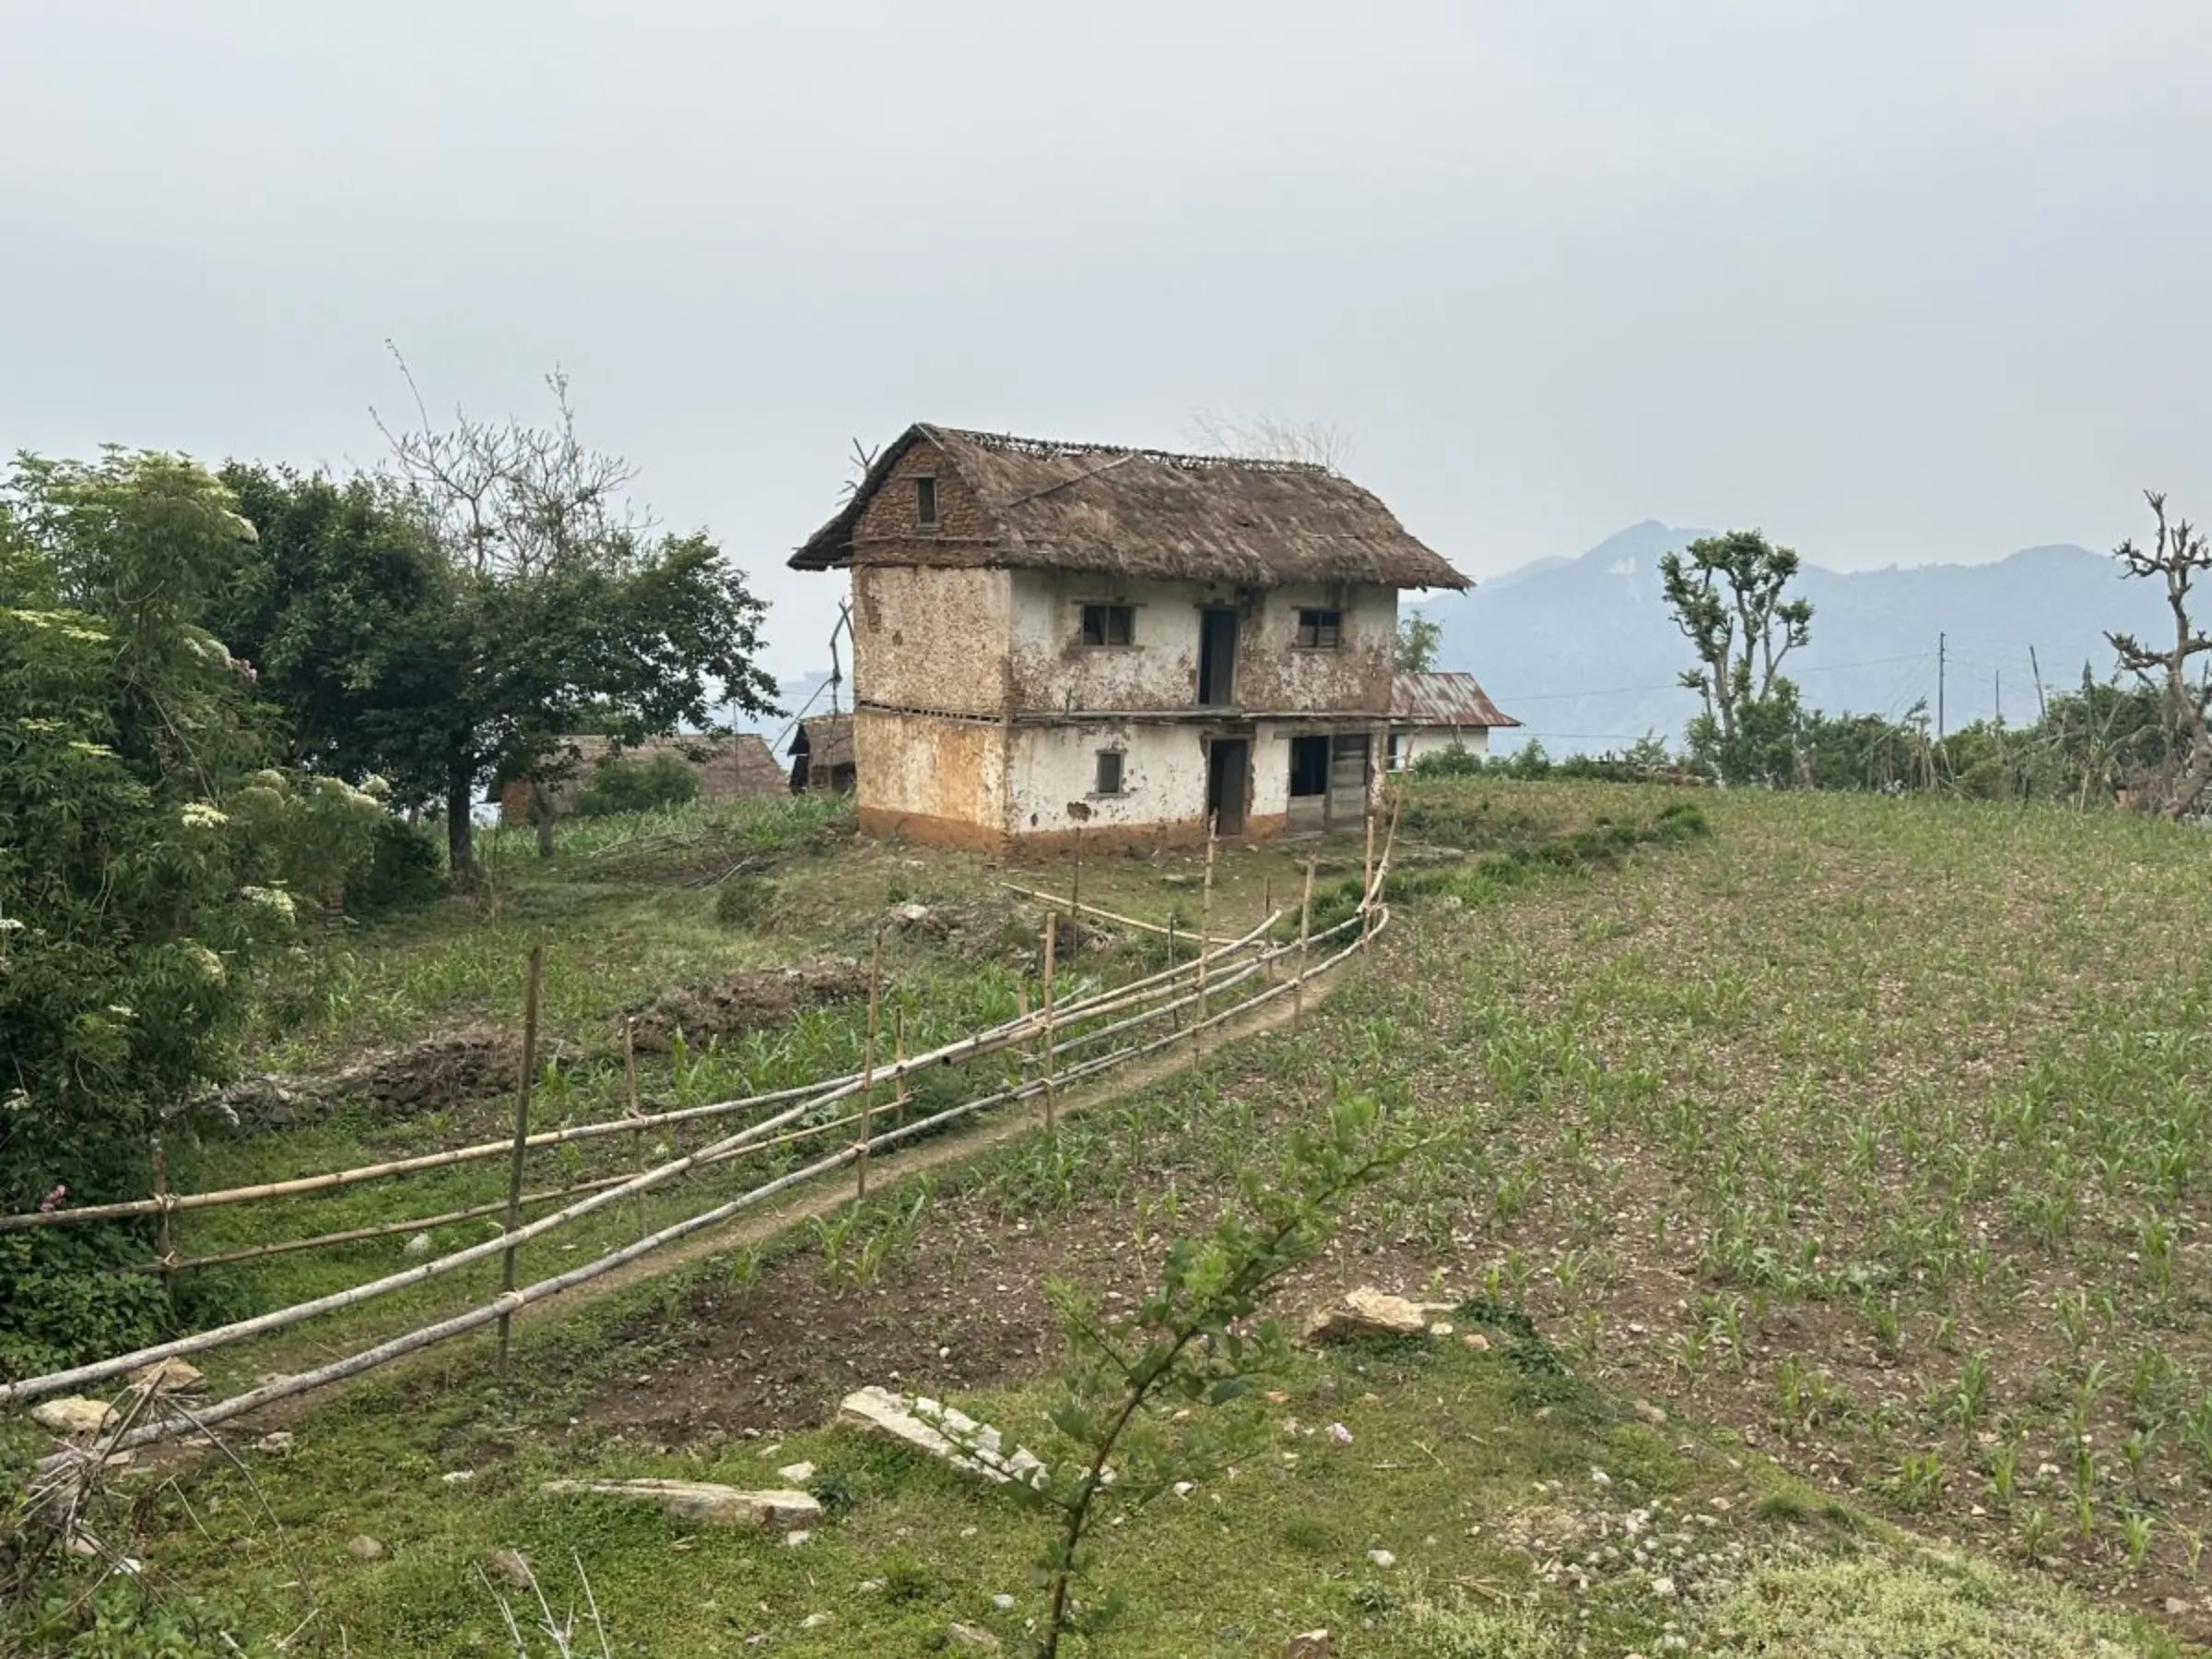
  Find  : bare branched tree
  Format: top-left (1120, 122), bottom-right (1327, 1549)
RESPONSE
top-left (372, 346), bottom-right (650, 579)
top-left (2107, 490), bottom-right (2212, 818)
top-left (1183, 408), bottom-right (1353, 472)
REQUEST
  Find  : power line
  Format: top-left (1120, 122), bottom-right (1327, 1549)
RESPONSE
top-left (1498, 652), bottom-right (1931, 705)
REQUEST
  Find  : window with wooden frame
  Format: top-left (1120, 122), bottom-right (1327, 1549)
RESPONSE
top-left (1080, 603), bottom-right (1135, 647)
top-left (913, 476), bottom-right (939, 527)
top-left (1294, 607), bottom-right (1344, 648)
top-left (1093, 748), bottom-right (1125, 796)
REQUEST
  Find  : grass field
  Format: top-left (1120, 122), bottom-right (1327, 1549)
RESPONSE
top-left (8, 782), bottom-right (2211, 1655)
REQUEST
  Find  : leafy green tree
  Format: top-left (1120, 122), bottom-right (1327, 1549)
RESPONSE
top-left (222, 372), bottom-right (780, 877)
top-left (1, 454), bottom-right (380, 1371)
top-left (1660, 530), bottom-right (1814, 785)
top-left (1394, 611), bottom-right (1441, 673)
top-left (571, 753), bottom-right (700, 818)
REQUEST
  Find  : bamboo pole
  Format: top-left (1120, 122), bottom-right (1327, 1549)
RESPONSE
top-left (498, 944), bottom-right (542, 1373)
top-left (0, 912), bottom-right (1299, 1406)
top-left (1360, 783), bottom-right (1378, 946)
top-left (1068, 825), bottom-right (1083, 957)
top-left (1194, 813), bottom-right (1217, 1059)
top-left (997, 883), bottom-right (1178, 939)
top-left (1041, 912), bottom-right (1058, 1134)
top-left (124, 1172), bottom-right (641, 1275)
top-left (43, 913), bottom-right (1392, 1445)
top-left (1294, 853), bottom-right (1317, 1030)
top-left (893, 1005), bottom-right (909, 1121)
top-left (149, 1134), bottom-right (173, 1304)
top-left (2, 905), bottom-right (1284, 1241)
top-left (623, 1018), bottom-right (646, 1241)
top-left (858, 928), bottom-right (881, 1200)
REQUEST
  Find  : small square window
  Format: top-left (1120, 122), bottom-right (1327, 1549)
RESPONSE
top-left (1080, 603), bottom-right (1135, 647)
top-left (1094, 749), bottom-right (1124, 796)
top-left (914, 477), bottom-right (939, 527)
top-left (1295, 607), bottom-right (1343, 649)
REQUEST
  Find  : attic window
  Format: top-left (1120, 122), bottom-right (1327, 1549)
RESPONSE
top-left (1080, 603), bottom-right (1135, 647)
top-left (1094, 749), bottom-right (1125, 796)
top-left (1295, 607), bottom-right (1344, 649)
top-left (914, 477), bottom-right (939, 527)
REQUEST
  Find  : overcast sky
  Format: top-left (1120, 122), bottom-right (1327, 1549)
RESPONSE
top-left (6, 1), bottom-right (2207, 681)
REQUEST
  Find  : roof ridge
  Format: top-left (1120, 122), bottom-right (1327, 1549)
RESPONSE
top-left (927, 423), bottom-right (1335, 477)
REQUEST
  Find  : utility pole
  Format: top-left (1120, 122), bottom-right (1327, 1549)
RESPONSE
top-left (2030, 645), bottom-right (2048, 723)
top-left (1936, 632), bottom-right (1947, 740)
top-left (1994, 669), bottom-right (2002, 726)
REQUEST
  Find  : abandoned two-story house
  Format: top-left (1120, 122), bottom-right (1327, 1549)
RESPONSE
top-left (788, 425), bottom-right (1470, 852)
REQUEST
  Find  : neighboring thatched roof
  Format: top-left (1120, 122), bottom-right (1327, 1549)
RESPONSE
top-left (489, 732), bottom-right (786, 816)
top-left (1391, 672), bottom-right (1521, 730)
top-left (791, 424), bottom-right (1468, 590)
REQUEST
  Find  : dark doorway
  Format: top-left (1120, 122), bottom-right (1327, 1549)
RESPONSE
top-left (1206, 738), bottom-right (1249, 837)
top-left (1197, 607), bottom-right (1239, 707)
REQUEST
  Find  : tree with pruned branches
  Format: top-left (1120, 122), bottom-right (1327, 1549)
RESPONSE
top-left (1660, 529), bottom-right (1814, 786)
top-left (2107, 491), bottom-right (2212, 818)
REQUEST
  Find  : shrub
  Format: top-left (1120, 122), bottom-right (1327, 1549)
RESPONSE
top-left (346, 814), bottom-right (444, 916)
top-left (571, 753), bottom-right (700, 818)
top-left (713, 875), bottom-right (775, 928)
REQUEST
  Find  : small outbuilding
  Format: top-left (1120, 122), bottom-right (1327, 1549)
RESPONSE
top-left (1387, 672), bottom-right (1520, 771)
top-left (788, 714), bottom-right (856, 794)
top-left (495, 732), bottom-right (785, 824)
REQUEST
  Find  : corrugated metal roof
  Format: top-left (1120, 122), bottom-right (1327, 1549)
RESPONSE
top-left (1390, 672), bottom-right (1521, 729)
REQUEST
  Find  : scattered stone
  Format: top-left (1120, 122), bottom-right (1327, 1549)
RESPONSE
top-left (837, 1386), bottom-right (1047, 1488)
top-left (403, 1232), bottom-right (433, 1257)
top-left (800, 1610), bottom-right (832, 1629)
top-left (1285, 1632), bottom-right (1334, 1659)
top-left (776, 1461), bottom-right (817, 1485)
top-left (2167, 1598), bottom-right (2193, 1617)
top-left (1591, 1467), bottom-right (1612, 1486)
top-left (1173, 1480), bottom-right (1197, 1498)
top-left (1652, 1575), bottom-right (1677, 1599)
top-left (441, 1469), bottom-right (476, 1486)
top-left (1632, 1400), bottom-right (1667, 1426)
top-left (1304, 1288), bottom-right (1450, 1345)
top-left (991, 1593), bottom-right (1016, 1612)
top-left (1461, 1332), bottom-right (1490, 1351)
top-left (30, 1398), bottom-right (114, 1437)
top-left (947, 1623), bottom-right (1003, 1652)
top-left (786, 1530), bottom-right (814, 1548)
top-left (1367, 1548), bottom-right (1397, 1569)
top-left (490, 1548), bottom-right (535, 1588)
top-left (253, 1431), bottom-right (294, 1456)
top-left (1428, 1321), bottom-right (1454, 1337)
top-left (347, 1535), bottom-right (386, 1562)
top-left (128, 1358), bottom-right (205, 1394)
top-left (539, 1480), bottom-right (820, 1528)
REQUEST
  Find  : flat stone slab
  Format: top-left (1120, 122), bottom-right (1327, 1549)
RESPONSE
top-left (838, 1386), bottom-right (1048, 1488)
top-left (539, 1479), bottom-right (820, 1527)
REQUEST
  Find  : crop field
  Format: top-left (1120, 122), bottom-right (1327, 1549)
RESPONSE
top-left (7, 782), bottom-right (2210, 1656)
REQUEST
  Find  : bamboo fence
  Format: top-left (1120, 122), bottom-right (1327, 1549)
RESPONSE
top-left (4, 847), bottom-right (1399, 1458)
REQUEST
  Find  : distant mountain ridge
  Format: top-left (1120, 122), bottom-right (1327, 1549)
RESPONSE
top-left (1419, 522), bottom-right (2167, 755)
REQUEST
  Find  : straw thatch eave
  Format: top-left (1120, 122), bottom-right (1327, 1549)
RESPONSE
top-left (790, 423), bottom-right (1469, 591)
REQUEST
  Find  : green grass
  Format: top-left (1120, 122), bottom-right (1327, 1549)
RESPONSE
top-left (13, 782), bottom-right (2207, 1653)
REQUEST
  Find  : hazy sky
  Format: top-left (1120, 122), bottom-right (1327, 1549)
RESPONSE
top-left (6, 1), bottom-right (2208, 681)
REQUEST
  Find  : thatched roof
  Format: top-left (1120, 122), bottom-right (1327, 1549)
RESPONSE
top-left (791, 424), bottom-right (1468, 590)
top-left (1391, 672), bottom-right (1521, 730)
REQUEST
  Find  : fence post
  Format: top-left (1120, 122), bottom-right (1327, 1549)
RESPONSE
top-left (1294, 853), bottom-right (1317, 1030)
top-left (1069, 825), bottom-right (1084, 956)
top-left (622, 1017), bottom-right (645, 1241)
top-left (497, 942), bottom-right (543, 1376)
top-left (1194, 813), bottom-right (1217, 1059)
top-left (1360, 783), bottom-right (1378, 947)
top-left (150, 1133), bottom-right (174, 1305)
top-left (1041, 912), bottom-right (1058, 1135)
top-left (893, 1005), bottom-right (909, 1123)
top-left (857, 926), bottom-right (881, 1201)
